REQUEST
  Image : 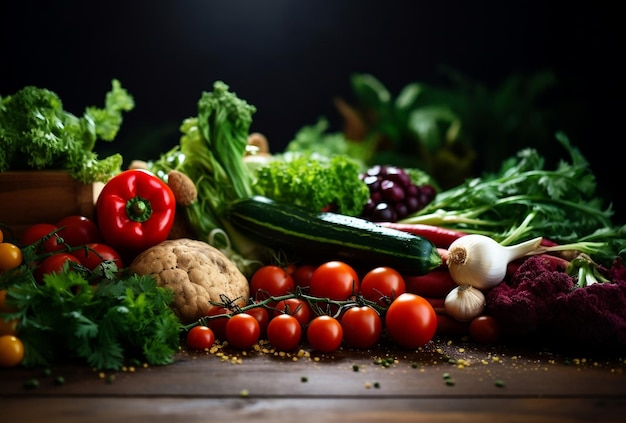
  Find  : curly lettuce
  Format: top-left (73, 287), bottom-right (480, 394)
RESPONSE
top-left (0, 79), bottom-right (134, 183)
top-left (252, 152), bottom-right (370, 216)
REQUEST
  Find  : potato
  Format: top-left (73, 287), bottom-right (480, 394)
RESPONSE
top-left (129, 239), bottom-right (249, 324)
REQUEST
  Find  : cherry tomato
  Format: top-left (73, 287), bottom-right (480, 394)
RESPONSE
top-left (73, 243), bottom-right (123, 271)
top-left (469, 315), bottom-right (501, 344)
top-left (186, 325), bottom-right (216, 350)
top-left (56, 215), bottom-right (103, 247)
top-left (0, 243), bottom-right (23, 272)
top-left (245, 305), bottom-right (270, 338)
top-left (340, 306), bottom-right (382, 349)
top-left (292, 264), bottom-right (316, 288)
top-left (206, 306), bottom-right (232, 341)
top-left (20, 223), bottom-right (64, 252)
top-left (249, 265), bottom-right (295, 302)
top-left (267, 314), bottom-right (302, 351)
top-left (309, 261), bottom-right (359, 301)
top-left (226, 313), bottom-right (261, 349)
top-left (273, 298), bottom-right (312, 326)
top-left (385, 293), bottom-right (437, 349)
top-left (306, 315), bottom-right (343, 353)
top-left (35, 253), bottom-right (81, 283)
top-left (360, 267), bottom-right (406, 306)
top-left (0, 335), bottom-right (24, 368)
top-left (284, 262), bottom-right (298, 276)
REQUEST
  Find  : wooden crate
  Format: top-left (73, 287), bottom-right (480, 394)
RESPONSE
top-left (0, 171), bottom-right (99, 240)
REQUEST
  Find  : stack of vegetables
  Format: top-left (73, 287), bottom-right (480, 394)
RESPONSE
top-left (2, 74), bottom-right (626, 373)
top-left (149, 79), bottom-right (626, 352)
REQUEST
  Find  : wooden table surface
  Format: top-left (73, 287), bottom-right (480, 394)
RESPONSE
top-left (2, 335), bottom-right (625, 423)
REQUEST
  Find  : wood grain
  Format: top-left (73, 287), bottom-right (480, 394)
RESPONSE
top-left (2, 338), bottom-right (625, 422)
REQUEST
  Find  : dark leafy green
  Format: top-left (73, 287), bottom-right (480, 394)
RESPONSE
top-left (400, 132), bottom-right (626, 265)
top-left (0, 260), bottom-right (181, 371)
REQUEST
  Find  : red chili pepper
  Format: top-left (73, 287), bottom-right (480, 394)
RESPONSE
top-left (376, 222), bottom-right (467, 248)
top-left (96, 169), bottom-right (176, 257)
top-left (404, 269), bottom-right (458, 299)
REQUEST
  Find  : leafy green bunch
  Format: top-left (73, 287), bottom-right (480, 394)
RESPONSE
top-left (150, 81), bottom-right (256, 241)
top-left (0, 257), bottom-right (181, 371)
top-left (252, 152), bottom-right (370, 216)
top-left (0, 79), bottom-right (134, 183)
top-left (401, 133), bottom-right (626, 265)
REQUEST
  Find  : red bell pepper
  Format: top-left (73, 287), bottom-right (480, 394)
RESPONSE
top-left (96, 169), bottom-right (176, 257)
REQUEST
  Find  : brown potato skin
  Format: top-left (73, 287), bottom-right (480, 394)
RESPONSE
top-left (130, 239), bottom-right (249, 324)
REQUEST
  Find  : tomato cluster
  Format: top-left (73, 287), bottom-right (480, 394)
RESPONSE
top-left (17, 216), bottom-right (123, 283)
top-left (186, 261), bottom-right (439, 354)
top-left (0, 216), bottom-right (124, 368)
top-left (1, 228), bottom-right (23, 358)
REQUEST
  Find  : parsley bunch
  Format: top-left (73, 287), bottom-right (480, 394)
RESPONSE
top-left (400, 132), bottom-right (626, 265)
top-left (1, 260), bottom-right (181, 371)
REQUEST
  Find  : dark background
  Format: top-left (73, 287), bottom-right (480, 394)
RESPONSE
top-left (2, 1), bottom-right (624, 221)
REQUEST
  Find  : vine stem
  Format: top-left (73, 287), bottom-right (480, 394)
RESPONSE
top-left (182, 288), bottom-right (389, 331)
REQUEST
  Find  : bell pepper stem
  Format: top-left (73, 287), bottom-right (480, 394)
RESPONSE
top-left (126, 196), bottom-right (153, 223)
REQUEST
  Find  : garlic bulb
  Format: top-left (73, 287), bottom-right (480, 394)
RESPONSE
top-left (446, 234), bottom-right (543, 289)
top-left (444, 284), bottom-right (486, 322)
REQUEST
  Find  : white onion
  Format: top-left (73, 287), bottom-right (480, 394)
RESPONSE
top-left (446, 234), bottom-right (543, 289)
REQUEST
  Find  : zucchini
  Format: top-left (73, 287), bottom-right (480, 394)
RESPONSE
top-left (224, 196), bottom-right (442, 275)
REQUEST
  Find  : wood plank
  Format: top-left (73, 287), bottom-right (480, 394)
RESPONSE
top-left (2, 339), bottom-right (625, 398)
top-left (2, 397), bottom-right (626, 423)
top-left (2, 338), bottom-right (625, 422)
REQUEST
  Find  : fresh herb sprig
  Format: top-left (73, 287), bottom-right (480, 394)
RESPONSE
top-left (0, 260), bottom-right (182, 371)
top-left (400, 132), bottom-right (626, 265)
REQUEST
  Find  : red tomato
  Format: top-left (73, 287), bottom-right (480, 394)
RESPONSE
top-left (340, 306), bottom-right (382, 349)
top-left (309, 261), bottom-right (359, 301)
top-left (306, 315), bottom-right (343, 353)
top-left (35, 253), bottom-right (81, 283)
top-left (267, 314), bottom-right (302, 351)
top-left (226, 313), bottom-right (261, 349)
top-left (249, 265), bottom-right (295, 302)
top-left (186, 325), bottom-right (215, 350)
top-left (385, 293), bottom-right (437, 349)
top-left (56, 215), bottom-right (102, 247)
top-left (20, 223), bottom-right (64, 253)
top-left (206, 306), bottom-right (232, 341)
top-left (245, 305), bottom-right (270, 338)
top-left (360, 267), bottom-right (406, 306)
top-left (273, 298), bottom-right (312, 326)
top-left (292, 264), bottom-right (316, 288)
top-left (73, 243), bottom-right (123, 271)
top-left (284, 262), bottom-right (298, 276)
top-left (469, 315), bottom-right (501, 344)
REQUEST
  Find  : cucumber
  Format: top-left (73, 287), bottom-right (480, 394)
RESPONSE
top-left (224, 196), bottom-right (442, 275)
